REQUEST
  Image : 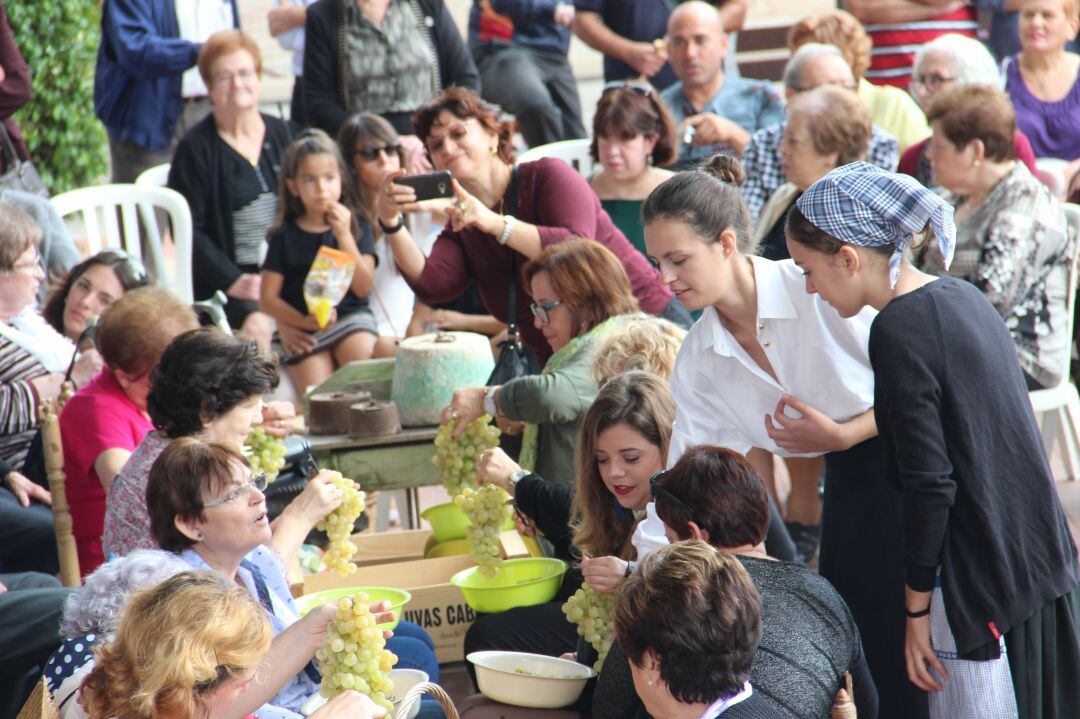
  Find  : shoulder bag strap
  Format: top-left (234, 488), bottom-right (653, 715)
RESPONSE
top-left (0, 123), bottom-right (19, 169)
top-left (504, 166), bottom-right (521, 338)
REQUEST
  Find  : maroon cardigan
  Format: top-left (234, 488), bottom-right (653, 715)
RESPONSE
top-left (405, 157), bottom-right (672, 364)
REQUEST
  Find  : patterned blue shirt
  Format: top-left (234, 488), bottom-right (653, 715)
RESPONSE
top-left (741, 121), bottom-right (900, 221)
top-left (661, 77), bottom-right (785, 166)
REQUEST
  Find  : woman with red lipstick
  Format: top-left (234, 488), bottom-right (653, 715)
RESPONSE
top-left (643, 155), bottom-right (926, 719)
top-left (378, 87), bottom-right (689, 365)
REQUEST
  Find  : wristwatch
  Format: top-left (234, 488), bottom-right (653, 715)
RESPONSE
top-left (483, 386), bottom-right (499, 417)
top-left (509, 469), bottom-right (530, 490)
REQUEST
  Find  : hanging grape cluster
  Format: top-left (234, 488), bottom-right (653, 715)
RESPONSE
top-left (315, 471), bottom-right (366, 576)
top-left (432, 415), bottom-right (500, 495)
top-left (454, 484), bottom-right (513, 577)
top-left (244, 426), bottom-right (287, 481)
top-left (563, 584), bottom-right (615, 670)
top-left (316, 592), bottom-right (398, 712)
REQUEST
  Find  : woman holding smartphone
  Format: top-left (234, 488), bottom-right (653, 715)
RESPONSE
top-left (377, 87), bottom-right (689, 365)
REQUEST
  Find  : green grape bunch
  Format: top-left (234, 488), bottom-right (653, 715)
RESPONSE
top-left (315, 592), bottom-right (398, 712)
top-left (563, 584), bottom-right (616, 670)
top-left (432, 416), bottom-right (501, 496)
top-left (454, 484), bottom-right (513, 578)
top-left (315, 471), bottom-right (367, 576)
top-left (244, 426), bottom-right (288, 481)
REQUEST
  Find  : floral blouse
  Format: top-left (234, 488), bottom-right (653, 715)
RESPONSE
top-left (919, 162), bottom-right (1073, 388)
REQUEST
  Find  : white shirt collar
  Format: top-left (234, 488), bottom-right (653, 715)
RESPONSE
top-left (704, 256), bottom-right (799, 358)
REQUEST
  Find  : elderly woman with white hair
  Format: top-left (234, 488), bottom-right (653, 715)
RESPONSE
top-left (43, 549), bottom-right (192, 716)
top-left (898, 33), bottom-right (1039, 187)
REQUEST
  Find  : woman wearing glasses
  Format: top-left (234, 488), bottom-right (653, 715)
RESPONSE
top-left (169, 31), bottom-right (298, 351)
top-left (587, 82), bottom-right (677, 260)
top-left (42, 249), bottom-right (150, 344)
top-left (337, 113), bottom-right (502, 355)
top-left (898, 33), bottom-right (1037, 188)
top-left (104, 329), bottom-right (304, 563)
top-left (644, 156), bottom-right (921, 718)
top-left (149, 437), bottom-right (441, 719)
top-left (0, 203), bottom-right (101, 576)
top-left (378, 87), bottom-right (689, 365)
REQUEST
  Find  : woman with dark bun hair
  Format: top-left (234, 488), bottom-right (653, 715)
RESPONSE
top-left (642, 154), bottom-right (924, 719)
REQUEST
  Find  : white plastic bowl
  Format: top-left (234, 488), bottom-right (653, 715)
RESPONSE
top-left (467, 650), bottom-right (596, 708)
top-left (298, 668), bottom-right (429, 718)
top-left (388, 668), bottom-right (429, 719)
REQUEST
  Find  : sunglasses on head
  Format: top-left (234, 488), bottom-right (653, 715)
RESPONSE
top-left (602, 80), bottom-right (655, 97)
top-left (649, 470), bottom-right (696, 522)
top-left (354, 143), bottom-right (401, 162)
top-left (95, 249), bottom-right (149, 287)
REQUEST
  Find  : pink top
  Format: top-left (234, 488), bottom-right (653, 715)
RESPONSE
top-left (60, 369), bottom-right (153, 576)
top-left (102, 430), bottom-right (170, 558)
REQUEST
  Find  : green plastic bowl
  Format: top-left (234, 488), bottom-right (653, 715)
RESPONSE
top-left (421, 501), bottom-right (516, 543)
top-left (293, 586), bottom-right (411, 630)
top-left (451, 558), bottom-right (567, 613)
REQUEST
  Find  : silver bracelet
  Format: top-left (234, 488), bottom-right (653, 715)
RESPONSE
top-left (498, 215), bottom-right (517, 245)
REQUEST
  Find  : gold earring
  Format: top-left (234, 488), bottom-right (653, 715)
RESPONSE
top-left (974, 159), bottom-right (982, 168)
top-left (491, 145), bottom-right (498, 156)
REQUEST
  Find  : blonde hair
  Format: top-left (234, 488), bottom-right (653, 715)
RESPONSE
top-left (571, 371), bottom-right (675, 559)
top-left (788, 11), bottom-right (872, 81)
top-left (79, 571), bottom-right (271, 719)
top-left (591, 313), bottom-right (687, 384)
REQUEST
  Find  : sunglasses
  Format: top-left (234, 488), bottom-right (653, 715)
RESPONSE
top-left (354, 144), bottom-right (401, 162)
top-left (95, 249), bottom-right (150, 287)
top-left (602, 80), bottom-right (655, 97)
top-left (529, 299), bottom-right (563, 324)
top-left (649, 470), bottom-right (696, 522)
top-left (202, 472), bottom-right (268, 508)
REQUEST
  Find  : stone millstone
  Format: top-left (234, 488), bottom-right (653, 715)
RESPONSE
top-left (348, 400), bottom-right (401, 439)
top-left (308, 390), bottom-right (372, 435)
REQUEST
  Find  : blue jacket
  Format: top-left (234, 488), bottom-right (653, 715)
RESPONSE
top-left (94, 0), bottom-right (239, 153)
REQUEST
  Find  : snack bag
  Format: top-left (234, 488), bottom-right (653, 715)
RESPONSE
top-left (304, 247), bottom-right (355, 328)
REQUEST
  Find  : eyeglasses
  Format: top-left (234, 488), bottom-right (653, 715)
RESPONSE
top-left (911, 74), bottom-right (955, 93)
top-left (649, 470), bottom-right (697, 522)
top-left (94, 249), bottom-right (150, 287)
top-left (601, 80), bottom-right (655, 97)
top-left (202, 472), bottom-right (268, 508)
top-left (9, 250), bottom-right (42, 276)
top-left (426, 119), bottom-right (476, 154)
top-left (210, 68), bottom-right (258, 87)
top-left (354, 144), bottom-right (401, 162)
top-left (529, 299), bottom-right (564, 324)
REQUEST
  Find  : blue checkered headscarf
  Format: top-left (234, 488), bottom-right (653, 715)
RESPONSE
top-left (795, 162), bottom-right (955, 287)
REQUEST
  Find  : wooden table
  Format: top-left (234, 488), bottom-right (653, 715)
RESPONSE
top-left (304, 426), bottom-right (440, 528)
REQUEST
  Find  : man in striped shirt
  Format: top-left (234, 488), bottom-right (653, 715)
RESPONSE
top-left (844, 0), bottom-right (979, 88)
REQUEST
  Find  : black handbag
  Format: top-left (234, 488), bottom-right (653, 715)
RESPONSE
top-left (487, 167), bottom-right (539, 385)
top-left (0, 123), bottom-right (47, 198)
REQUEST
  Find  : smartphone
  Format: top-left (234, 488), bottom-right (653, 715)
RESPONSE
top-left (394, 171), bottom-right (454, 202)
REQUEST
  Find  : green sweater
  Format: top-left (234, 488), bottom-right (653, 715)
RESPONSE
top-left (497, 336), bottom-right (600, 487)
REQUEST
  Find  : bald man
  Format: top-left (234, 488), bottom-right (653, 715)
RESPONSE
top-left (660, 1), bottom-right (784, 167)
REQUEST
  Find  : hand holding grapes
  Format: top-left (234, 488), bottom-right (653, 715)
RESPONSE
top-left (580, 553), bottom-right (629, 595)
top-left (261, 400), bottom-right (297, 438)
top-left (476, 447), bottom-right (520, 494)
top-left (309, 690), bottom-right (388, 719)
top-left (295, 470), bottom-right (349, 525)
top-left (444, 386), bottom-right (489, 438)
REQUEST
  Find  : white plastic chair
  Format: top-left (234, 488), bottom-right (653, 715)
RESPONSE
top-left (518, 138), bottom-right (596, 175)
top-left (50, 184), bottom-right (194, 303)
top-left (134, 163), bottom-right (171, 188)
top-left (1030, 202), bottom-right (1080, 480)
top-left (1036, 157), bottom-right (1068, 199)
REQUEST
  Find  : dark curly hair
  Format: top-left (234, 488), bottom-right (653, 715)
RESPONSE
top-left (412, 87), bottom-right (517, 165)
top-left (147, 329), bottom-right (279, 438)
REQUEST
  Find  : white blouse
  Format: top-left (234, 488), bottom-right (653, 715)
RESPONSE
top-left (668, 256), bottom-right (876, 464)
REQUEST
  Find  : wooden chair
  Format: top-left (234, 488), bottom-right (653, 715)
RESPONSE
top-left (39, 390), bottom-right (80, 587)
top-left (15, 679), bottom-right (59, 719)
